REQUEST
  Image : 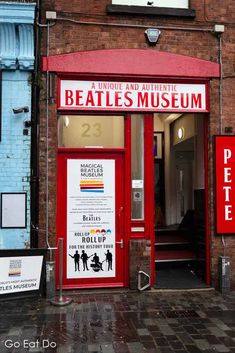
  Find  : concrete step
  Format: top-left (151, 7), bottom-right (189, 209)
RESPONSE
top-left (155, 234), bottom-right (190, 246)
top-left (155, 250), bottom-right (197, 263)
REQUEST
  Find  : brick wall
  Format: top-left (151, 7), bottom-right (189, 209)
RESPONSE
top-left (39, 0), bottom-right (235, 288)
top-left (129, 239), bottom-right (151, 290)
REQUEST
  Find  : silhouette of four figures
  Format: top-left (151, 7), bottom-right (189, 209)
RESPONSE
top-left (69, 250), bottom-right (113, 272)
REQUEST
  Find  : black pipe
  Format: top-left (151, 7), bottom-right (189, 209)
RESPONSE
top-left (30, 2), bottom-right (41, 248)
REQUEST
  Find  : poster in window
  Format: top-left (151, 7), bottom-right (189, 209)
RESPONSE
top-left (154, 133), bottom-right (162, 159)
top-left (67, 159), bottom-right (115, 279)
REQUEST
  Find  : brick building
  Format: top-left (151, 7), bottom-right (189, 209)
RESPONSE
top-left (38, 0), bottom-right (235, 290)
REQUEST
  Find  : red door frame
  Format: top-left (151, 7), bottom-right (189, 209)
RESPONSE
top-left (151, 114), bottom-right (210, 286)
top-left (144, 116), bottom-right (155, 287)
top-left (55, 114), bottom-right (156, 289)
top-left (204, 116), bottom-right (210, 285)
top-left (125, 114), bottom-right (155, 287)
top-left (56, 113), bottom-right (210, 289)
top-left (56, 148), bottom-right (130, 289)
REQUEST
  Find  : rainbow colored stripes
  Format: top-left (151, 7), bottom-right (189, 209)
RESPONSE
top-left (8, 270), bottom-right (21, 277)
top-left (80, 180), bottom-right (104, 193)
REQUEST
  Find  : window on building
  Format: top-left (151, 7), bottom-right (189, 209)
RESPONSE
top-left (131, 114), bottom-right (144, 220)
top-left (58, 115), bottom-right (124, 148)
top-left (112, 0), bottom-right (189, 9)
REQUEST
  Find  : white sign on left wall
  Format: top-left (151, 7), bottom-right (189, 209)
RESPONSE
top-left (0, 256), bottom-right (43, 295)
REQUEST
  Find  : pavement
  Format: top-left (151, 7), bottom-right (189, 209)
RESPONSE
top-left (1, 288), bottom-right (235, 353)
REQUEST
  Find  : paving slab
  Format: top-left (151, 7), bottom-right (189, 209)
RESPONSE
top-left (0, 289), bottom-right (235, 352)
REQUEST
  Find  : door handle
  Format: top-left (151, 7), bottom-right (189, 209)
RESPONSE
top-left (116, 239), bottom-right (124, 249)
top-left (118, 206), bottom-right (123, 235)
top-left (117, 206), bottom-right (124, 249)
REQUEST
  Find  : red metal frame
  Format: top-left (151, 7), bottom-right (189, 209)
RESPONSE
top-left (124, 115), bottom-right (132, 283)
top-left (144, 115), bottom-right (155, 287)
top-left (129, 112), bottom-right (145, 239)
top-left (204, 116), bottom-right (210, 285)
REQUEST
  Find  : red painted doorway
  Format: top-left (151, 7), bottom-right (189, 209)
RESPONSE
top-left (56, 149), bottom-right (126, 289)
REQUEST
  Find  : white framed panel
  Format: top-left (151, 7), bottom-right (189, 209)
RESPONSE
top-left (59, 80), bottom-right (207, 113)
top-left (1, 193), bottom-right (27, 228)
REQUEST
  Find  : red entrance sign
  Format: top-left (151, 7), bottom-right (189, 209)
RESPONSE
top-left (215, 136), bottom-right (235, 234)
top-left (58, 79), bottom-right (208, 113)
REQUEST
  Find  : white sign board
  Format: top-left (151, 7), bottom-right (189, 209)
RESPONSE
top-left (132, 180), bottom-right (143, 189)
top-left (0, 256), bottom-right (43, 295)
top-left (67, 159), bottom-right (115, 279)
top-left (1, 193), bottom-right (26, 228)
top-left (59, 80), bottom-right (207, 112)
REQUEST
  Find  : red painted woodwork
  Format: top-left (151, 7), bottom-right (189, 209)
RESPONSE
top-left (56, 149), bottom-right (127, 289)
top-left (124, 115), bottom-right (132, 282)
top-left (42, 49), bottom-right (220, 79)
top-left (204, 118), bottom-right (210, 285)
top-left (144, 115), bottom-right (155, 287)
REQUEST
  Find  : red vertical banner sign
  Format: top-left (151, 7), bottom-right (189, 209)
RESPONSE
top-left (215, 136), bottom-right (235, 234)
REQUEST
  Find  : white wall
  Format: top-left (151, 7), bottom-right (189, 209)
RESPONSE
top-left (195, 117), bottom-right (205, 189)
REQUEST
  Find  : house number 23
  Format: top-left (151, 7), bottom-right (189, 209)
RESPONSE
top-left (81, 123), bottom-right (102, 137)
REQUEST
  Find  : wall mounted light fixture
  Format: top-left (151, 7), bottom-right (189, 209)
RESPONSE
top-left (177, 127), bottom-right (184, 139)
top-left (64, 116), bottom-right (70, 128)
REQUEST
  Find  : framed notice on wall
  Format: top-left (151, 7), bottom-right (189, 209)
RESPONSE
top-left (154, 132), bottom-right (163, 159)
top-left (1, 193), bottom-right (27, 228)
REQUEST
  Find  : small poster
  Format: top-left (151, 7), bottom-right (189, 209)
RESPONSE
top-left (67, 159), bottom-right (115, 279)
top-left (132, 180), bottom-right (143, 189)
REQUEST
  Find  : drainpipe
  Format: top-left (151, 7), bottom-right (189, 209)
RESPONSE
top-left (30, 0), bottom-right (41, 248)
top-left (34, 4), bottom-right (55, 252)
top-left (45, 20), bottom-right (52, 253)
top-left (218, 33), bottom-right (223, 136)
top-left (217, 30), bottom-right (226, 254)
top-left (32, 4), bottom-right (57, 297)
top-left (214, 27), bottom-right (228, 289)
